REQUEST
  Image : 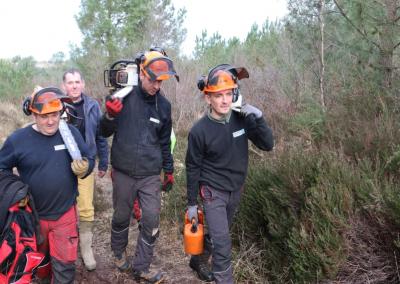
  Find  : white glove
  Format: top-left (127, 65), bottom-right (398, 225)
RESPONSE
top-left (241, 103), bottom-right (262, 119)
top-left (187, 205), bottom-right (198, 224)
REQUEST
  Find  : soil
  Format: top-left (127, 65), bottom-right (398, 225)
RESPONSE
top-left (73, 172), bottom-right (203, 284)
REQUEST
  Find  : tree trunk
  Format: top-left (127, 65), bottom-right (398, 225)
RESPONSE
top-left (318, 0), bottom-right (326, 111)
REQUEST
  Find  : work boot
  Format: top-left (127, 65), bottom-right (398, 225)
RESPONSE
top-left (114, 251), bottom-right (130, 272)
top-left (132, 267), bottom-right (166, 283)
top-left (189, 255), bottom-right (215, 282)
top-left (79, 221), bottom-right (96, 271)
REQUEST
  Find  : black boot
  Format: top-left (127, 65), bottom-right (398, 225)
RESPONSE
top-left (189, 233), bottom-right (215, 282)
top-left (189, 255), bottom-right (215, 282)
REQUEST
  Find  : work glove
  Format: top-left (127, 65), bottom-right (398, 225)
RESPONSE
top-left (132, 198), bottom-right (141, 221)
top-left (187, 205), bottom-right (198, 224)
top-left (71, 158), bottom-right (89, 178)
top-left (105, 97), bottom-right (123, 118)
top-left (161, 172), bottom-right (174, 192)
top-left (241, 103), bottom-right (262, 119)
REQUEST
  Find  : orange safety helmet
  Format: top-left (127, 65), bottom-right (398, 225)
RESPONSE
top-left (198, 64), bottom-right (249, 95)
top-left (23, 87), bottom-right (68, 115)
top-left (203, 70), bottom-right (238, 93)
top-left (140, 51), bottom-right (178, 81)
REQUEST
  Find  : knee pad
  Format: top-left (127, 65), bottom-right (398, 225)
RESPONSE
top-left (210, 235), bottom-right (232, 272)
top-left (140, 211), bottom-right (160, 245)
top-left (111, 219), bottom-right (130, 232)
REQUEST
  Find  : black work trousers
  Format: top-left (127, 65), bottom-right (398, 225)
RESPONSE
top-left (201, 185), bottom-right (242, 284)
top-left (110, 168), bottom-right (161, 272)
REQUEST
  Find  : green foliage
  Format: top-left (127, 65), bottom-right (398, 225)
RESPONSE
top-left (161, 133), bottom-right (188, 225)
top-left (288, 99), bottom-right (326, 142)
top-left (234, 149), bottom-right (368, 282)
top-left (0, 57), bottom-right (37, 99)
top-left (75, 0), bottom-right (186, 61)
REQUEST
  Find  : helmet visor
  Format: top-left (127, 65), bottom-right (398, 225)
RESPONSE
top-left (204, 70), bottom-right (237, 93)
top-left (31, 92), bottom-right (64, 114)
top-left (143, 57), bottom-right (177, 81)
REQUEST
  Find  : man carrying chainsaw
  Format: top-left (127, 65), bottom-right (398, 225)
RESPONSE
top-left (100, 50), bottom-right (177, 283)
top-left (62, 68), bottom-right (109, 271)
top-left (0, 86), bottom-right (95, 283)
top-left (186, 64), bottom-right (274, 283)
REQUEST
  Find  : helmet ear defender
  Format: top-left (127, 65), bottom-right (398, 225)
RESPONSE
top-left (197, 75), bottom-right (207, 92)
top-left (197, 64), bottom-right (240, 102)
top-left (22, 87), bottom-right (67, 116)
top-left (22, 96), bottom-right (32, 116)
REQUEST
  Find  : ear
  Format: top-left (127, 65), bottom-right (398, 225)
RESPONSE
top-left (204, 94), bottom-right (211, 105)
top-left (139, 71), bottom-right (148, 83)
top-left (61, 83), bottom-right (67, 92)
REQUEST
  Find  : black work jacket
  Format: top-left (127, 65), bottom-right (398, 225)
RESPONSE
top-left (100, 86), bottom-right (173, 176)
top-left (186, 111), bottom-right (274, 206)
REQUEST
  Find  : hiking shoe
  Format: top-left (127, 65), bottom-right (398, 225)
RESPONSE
top-left (189, 256), bottom-right (215, 282)
top-left (114, 251), bottom-right (130, 272)
top-left (132, 268), bottom-right (166, 283)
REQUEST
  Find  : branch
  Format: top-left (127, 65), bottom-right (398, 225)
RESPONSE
top-left (333, 0), bottom-right (382, 51)
top-left (393, 40), bottom-right (400, 50)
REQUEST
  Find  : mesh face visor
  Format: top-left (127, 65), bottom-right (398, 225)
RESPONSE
top-left (204, 70), bottom-right (238, 93)
top-left (30, 91), bottom-right (64, 114)
top-left (142, 57), bottom-right (177, 81)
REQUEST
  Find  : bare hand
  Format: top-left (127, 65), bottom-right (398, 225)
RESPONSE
top-left (98, 170), bottom-right (106, 178)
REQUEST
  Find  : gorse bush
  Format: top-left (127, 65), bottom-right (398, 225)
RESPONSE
top-left (232, 147), bottom-right (393, 282)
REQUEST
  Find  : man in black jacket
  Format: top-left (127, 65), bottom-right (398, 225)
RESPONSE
top-left (100, 50), bottom-right (177, 283)
top-left (186, 64), bottom-right (274, 283)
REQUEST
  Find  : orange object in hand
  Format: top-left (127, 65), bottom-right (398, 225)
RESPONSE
top-left (184, 209), bottom-right (204, 255)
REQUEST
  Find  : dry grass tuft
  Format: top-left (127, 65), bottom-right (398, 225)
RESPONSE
top-left (0, 99), bottom-right (31, 144)
top-left (334, 214), bottom-right (400, 284)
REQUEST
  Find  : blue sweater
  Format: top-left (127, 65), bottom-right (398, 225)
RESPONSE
top-left (81, 94), bottom-right (109, 172)
top-left (0, 124), bottom-right (94, 220)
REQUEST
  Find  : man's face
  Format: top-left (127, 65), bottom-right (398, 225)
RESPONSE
top-left (33, 111), bottom-right (61, 136)
top-left (63, 72), bottom-right (85, 102)
top-left (140, 72), bottom-right (162, 96)
top-left (205, 89), bottom-right (233, 119)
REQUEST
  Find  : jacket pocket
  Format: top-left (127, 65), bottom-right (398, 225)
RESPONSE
top-left (136, 144), bottom-right (162, 175)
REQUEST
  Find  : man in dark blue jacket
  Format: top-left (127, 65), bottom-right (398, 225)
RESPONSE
top-left (100, 50), bottom-right (177, 283)
top-left (0, 87), bottom-right (94, 283)
top-left (186, 64), bottom-right (274, 283)
top-left (63, 69), bottom-right (109, 271)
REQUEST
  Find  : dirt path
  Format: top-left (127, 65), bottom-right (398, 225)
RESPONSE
top-left (74, 172), bottom-right (202, 284)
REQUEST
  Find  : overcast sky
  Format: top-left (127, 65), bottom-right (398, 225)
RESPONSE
top-left (0, 0), bottom-right (287, 61)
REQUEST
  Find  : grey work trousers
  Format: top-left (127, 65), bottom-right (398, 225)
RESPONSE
top-left (110, 168), bottom-right (161, 272)
top-left (201, 185), bottom-right (242, 284)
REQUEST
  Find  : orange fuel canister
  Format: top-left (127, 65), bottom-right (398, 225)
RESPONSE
top-left (184, 209), bottom-right (204, 255)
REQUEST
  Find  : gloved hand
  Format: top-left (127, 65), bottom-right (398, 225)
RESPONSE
top-left (187, 205), bottom-right (198, 224)
top-left (133, 198), bottom-right (141, 221)
top-left (71, 158), bottom-right (89, 178)
top-left (105, 97), bottom-right (123, 118)
top-left (241, 103), bottom-right (262, 119)
top-left (162, 172), bottom-right (174, 192)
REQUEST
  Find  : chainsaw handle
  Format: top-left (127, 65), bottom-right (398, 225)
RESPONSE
top-left (190, 219), bottom-right (198, 233)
